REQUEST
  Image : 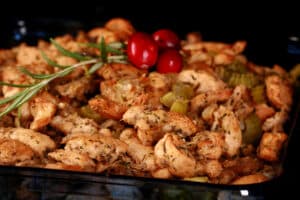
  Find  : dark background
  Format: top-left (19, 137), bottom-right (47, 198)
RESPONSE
top-left (0, 2), bottom-right (294, 68)
top-left (0, 2), bottom-right (299, 199)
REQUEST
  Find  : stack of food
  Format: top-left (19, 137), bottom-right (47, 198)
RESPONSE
top-left (0, 18), bottom-right (294, 185)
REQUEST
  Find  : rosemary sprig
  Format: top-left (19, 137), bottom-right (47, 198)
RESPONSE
top-left (0, 38), bottom-right (127, 118)
top-left (0, 82), bottom-right (35, 88)
top-left (88, 62), bottom-right (104, 75)
top-left (0, 59), bottom-right (98, 118)
top-left (40, 51), bottom-right (68, 69)
top-left (50, 38), bottom-right (92, 61)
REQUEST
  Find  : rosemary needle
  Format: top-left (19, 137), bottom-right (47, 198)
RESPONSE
top-left (0, 59), bottom-right (98, 118)
top-left (0, 37), bottom-right (127, 119)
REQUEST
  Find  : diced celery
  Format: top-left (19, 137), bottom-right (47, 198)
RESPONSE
top-left (172, 82), bottom-right (194, 99)
top-left (160, 92), bottom-right (177, 107)
top-left (79, 105), bottom-right (102, 123)
top-left (170, 100), bottom-right (188, 114)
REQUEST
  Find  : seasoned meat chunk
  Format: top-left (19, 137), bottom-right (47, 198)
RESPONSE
top-left (0, 139), bottom-right (38, 166)
top-left (0, 127), bottom-right (55, 156)
top-left (257, 132), bottom-right (287, 162)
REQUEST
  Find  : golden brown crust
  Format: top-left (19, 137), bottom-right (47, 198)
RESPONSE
top-left (89, 96), bottom-right (127, 120)
top-left (232, 173), bottom-right (268, 185)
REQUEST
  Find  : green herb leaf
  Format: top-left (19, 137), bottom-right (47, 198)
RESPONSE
top-left (88, 62), bottom-right (103, 74)
top-left (50, 38), bottom-right (92, 61)
top-left (0, 88), bottom-right (30, 118)
top-left (82, 42), bottom-right (101, 49)
top-left (40, 51), bottom-right (68, 69)
top-left (81, 41), bottom-right (124, 55)
top-left (19, 67), bottom-right (54, 79)
top-left (0, 82), bottom-right (35, 88)
top-left (107, 55), bottom-right (127, 63)
top-left (100, 37), bottom-right (107, 62)
top-left (107, 42), bottom-right (125, 49)
top-left (0, 34), bottom-right (127, 119)
top-left (0, 93), bottom-right (21, 105)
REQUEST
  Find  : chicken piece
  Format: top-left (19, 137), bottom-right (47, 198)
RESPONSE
top-left (155, 133), bottom-right (197, 178)
top-left (148, 72), bottom-right (173, 91)
top-left (136, 127), bottom-right (165, 146)
top-left (0, 112), bottom-right (14, 128)
top-left (48, 149), bottom-right (95, 171)
top-left (29, 91), bottom-right (58, 130)
top-left (257, 132), bottom-right (287, 162)
top-left (212, 106), bottom-right (242, 157)
top-left (262, 110), bottom-right (288, 132)
top-left (177, 69), bottom-right (226, 93)
top-left (97, 63), bottom-right (146, 80)
top-left (17, 102), bottom-right (32, 127)
top-left (120, 128), bottom-right (157, 172)
top-left (122, 106), bottom-right (167, 145)
top-left (96, 162), bottom-right (114, 173)
top-left (54, 56), bottom-right (85, 80)
top-left (45, 163), bottom-right (84, 171)
top-left (223, 156), bottom-right (263, 176)
top-left (255, 103), bottom-right (276, 122)
top-left (123, 106), bottom-right (197, 145)
top-left (0, 49), bottom-right (15, 65)
top-left (105, 18), bottom-right (135, 41)
top-left (182, 42), bottom-right (231, 52)
top-left (100, 78), bottom-right (148, 107)
top-left (61, 132), bottom-right (104, 144)
top-left (184, 41), bottom-right (246, 65)
top-left (1, 63), bottom-right (52, 97)
top-left (163, 111), bottom-right (198, 137)
top-left (55, 77), bottom-right (95, 101)
top-left (50, 113), bottom-right (100, 136)
top-left (201, 103), bottom-right (218, 124)
top-left (186, 62), bottom-right (215, 74)
top-left (192, 131), bottom-right (224, 160)
top-left (214, 53), bottom-right (235, 65)
top-left (183, 41), bottom-right (246, 54)
top-left (191, 88), bottom-right (232, 112)
top-left (99, 119), bottom-right (125, 138)
top-left (226, 85), bottom-right (253, 120)
top-left (29, 62), bottom-right (55, 74)
top-left (88, 28), bottom-right (118, 43)
top-left (0, 139), bottom-right (37, 166)
top-left (265, 75), bottom-right (293, 110)
top-left (89, 96), bottom-right (127, 120)
top-left (122, 106), bottom-right (151, 125)
top-left (185, 32), bottom-right (202, 44)
top-left (203, 160), bottom-right (223, 178)
top-left (189, 157), bottom-right (224, 179)
top-left (218, 169), bottom-right (237, 184)
top-left (232, 173), bottom-right (268, 185)
top-left (146, 72), bottom-right (174, 109)
top-left (55, 55), bottom-right (77, 66)
top-left (0, 127), bottom-right (55, 156)
top-left (231, 41), bottom-right (247, 54)
top-left (1, 66), bottom-right (30, 97)
top-left (187, 51), bottom-right (212, 65)
top-left (65, 134), bottom-right (127, 164)
top-left (50, 34), bottom-right (82, 52)
top-left (151, 168), bottom-right (173, 179)
top-left (16, 45), bottom-right (45, 65)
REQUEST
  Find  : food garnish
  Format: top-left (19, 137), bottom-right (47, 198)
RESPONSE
top-left (0, 38), bottom-right (127, 118)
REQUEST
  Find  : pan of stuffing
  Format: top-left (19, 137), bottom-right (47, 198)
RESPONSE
top-left (0, 17), bottom-right (299, 199)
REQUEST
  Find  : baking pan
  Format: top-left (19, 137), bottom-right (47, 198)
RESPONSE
top-left (0, 17), bottom-right (299, 200)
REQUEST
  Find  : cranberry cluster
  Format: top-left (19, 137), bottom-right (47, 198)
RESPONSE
top-left (127, 29), bottom-right (183, 73)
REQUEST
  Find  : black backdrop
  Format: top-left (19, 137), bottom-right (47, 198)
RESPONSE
top-left (0, 2), bottom-right (291, 68)
top-left (0, 2), bottom-right (299, 199)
